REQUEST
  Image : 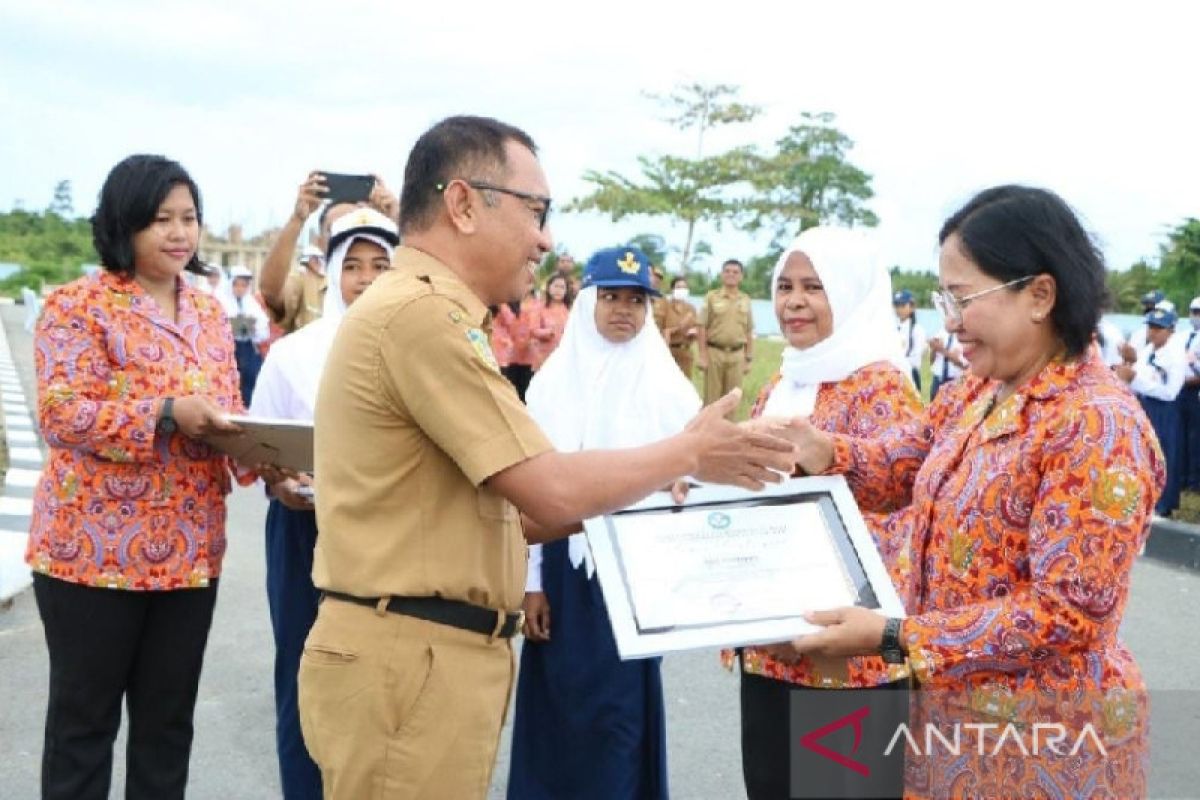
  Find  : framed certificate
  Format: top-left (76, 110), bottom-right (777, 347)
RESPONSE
top-left (202, 415), bottom-right (314, 473)
top-left (583, 476), bottom-right (906, 660)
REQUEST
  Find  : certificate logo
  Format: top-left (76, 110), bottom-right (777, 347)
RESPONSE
top-left (707, 512), bottom-right (731, 529)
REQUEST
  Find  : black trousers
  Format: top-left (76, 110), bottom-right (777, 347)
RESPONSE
top-left (33, 573), bottom-right (219, 800)
top-left (502, 363), bottom-right (534, 402)
top-left (740, 670), bottom-right (907, 800)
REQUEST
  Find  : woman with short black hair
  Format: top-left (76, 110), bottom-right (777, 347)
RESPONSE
top-left (781, 185), bottom-right (1162, 798)
top-left (29, 154), bottom-right (259, 800)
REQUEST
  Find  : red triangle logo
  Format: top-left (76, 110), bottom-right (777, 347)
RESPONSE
top-left (798, 705), bottom-right (871, 777)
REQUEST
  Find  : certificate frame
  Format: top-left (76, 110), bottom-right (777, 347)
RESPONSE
top-left (202, 415), bottom-right (314, 473)
top-left (583, 476), bottom-right (906, 660)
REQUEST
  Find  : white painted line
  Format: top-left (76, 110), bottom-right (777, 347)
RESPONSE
top-left (0, 532), bottom-right (32, 602)
top-left (0, 497), bottom-right (33, 517)
top-left (5, 416), bottom-right (33, 429)
top-left (9, 447), bottom-right (43, 463)
top-left (6, 430), bottom-right (37, 444)
top-left (3, 394), bottom-right (26, 403)
top-left (3, 468), bottom-right (41, 488)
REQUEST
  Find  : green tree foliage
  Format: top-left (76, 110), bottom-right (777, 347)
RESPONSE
top-left (1104, 219), bottom-right (1200, 313)
top-left (742, 112), bottom-right (878, 245)
top-left (0, 187), bottom-right (93, 295)
top-left (567, 83), bottom-right (761, 273)
top-left (888, 267), bottom-right (940, 306)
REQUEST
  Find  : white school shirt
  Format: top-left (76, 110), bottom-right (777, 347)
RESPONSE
top-left (896, 315), bottom-right (926, 371)
top-left (1130, 336), bottom-right (1185, 402)
top-left (929, 328), bottom-right (965, 382)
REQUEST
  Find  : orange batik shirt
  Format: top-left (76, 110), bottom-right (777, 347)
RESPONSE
top-left (724, 360), bottom-right (922, 688)
top-left (26, 271), bottom-right (253, 591)
top-left (828, 350), bottom-right (1162, 799)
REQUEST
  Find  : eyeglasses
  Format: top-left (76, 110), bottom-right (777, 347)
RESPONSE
top-left (931, 275), bottom-right (1034, 325)
top-left (436, 179), bottom-right (552, 230)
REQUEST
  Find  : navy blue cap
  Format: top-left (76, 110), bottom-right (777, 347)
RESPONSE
top-left (1146, 307), bottom-right (1177, 329)
top-left (892, 289), bottom-right (914, 305)
top-left (1140, 289), bottom-right (1165, 306)
top-left (582, 247), bottom-right (661, 297)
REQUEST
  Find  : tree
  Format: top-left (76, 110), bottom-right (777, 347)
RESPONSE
top-left (741, 112), bottom-right (878, 246)
top-left (48, 180), bottom-right (73, 218)
top-left (888, 267), bottom-right (940, 306)
top-left (567, 83), bottom-right (761, 272)
top-left (1158, 218), bottom-right (1200, 310)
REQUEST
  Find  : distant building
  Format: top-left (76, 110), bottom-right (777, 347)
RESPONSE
top-left (198, 224), bottom-right (278, 279)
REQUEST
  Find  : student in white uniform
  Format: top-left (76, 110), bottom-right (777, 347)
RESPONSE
top-left (1096, 318), bottom-right (1125, 367)
top-left (1126, 289), bottom-right (1165, 351)
top-left (928, 326), bottom-right (966, 400)
top-left (892, 289), bottom-right (926, 391)
top-left (1115, 306), bottom-right (1185, 516)
top-left (221, 265), bottom-right (271, 405)
top-left (1181, 298), bottom-right (1200, 491)
top-left (249, 208), bottom-right (398, 800)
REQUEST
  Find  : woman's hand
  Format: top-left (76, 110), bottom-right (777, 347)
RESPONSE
top-left (771, 416), bottom-right (835, 476)
top-left (173, 396), bottom-right (241, 439)
top-left (789, 607), bottom-right (891, 659)
top-left (522, 592), bottom-right (552, 642)
top-left (670, 479), bottom-right (691, 504)
top-left (272, 474), bottom-right (314, 511)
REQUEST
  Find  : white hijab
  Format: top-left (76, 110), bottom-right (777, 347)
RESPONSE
top-left (255, 232), bottom-right (393, 419)
top-left (761, 226), bottom-right (911, 418)
top-left (527, 285), bottom-right (701, 574)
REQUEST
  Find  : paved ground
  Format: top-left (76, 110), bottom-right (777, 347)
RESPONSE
top-left (1, 304), bottom-right (1198, 798)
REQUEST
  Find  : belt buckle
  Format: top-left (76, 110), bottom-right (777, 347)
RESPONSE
top-left (514, 609), bottom-right (526, 637)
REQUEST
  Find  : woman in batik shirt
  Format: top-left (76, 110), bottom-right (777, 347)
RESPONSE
top-left (784, 186), bottom-right (1162, 799)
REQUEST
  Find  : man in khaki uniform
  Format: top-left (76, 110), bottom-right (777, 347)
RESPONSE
top-left (299, 116), bottom-right (795, 800)
top-left (698, 258), bottom-right (755, 413)
top-left (661, 274), bottom-right (700, 378)
top-left (259, 171), bottom-right (400, 333)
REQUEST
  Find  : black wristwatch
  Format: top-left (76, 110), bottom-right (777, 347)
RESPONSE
top-left (158, 397), bottom-right (178, 435)
top-left (880, 617), bottom-right (905, 664)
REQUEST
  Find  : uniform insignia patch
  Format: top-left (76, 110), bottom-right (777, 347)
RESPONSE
top-left (466, 328), bottom-right (500, 372)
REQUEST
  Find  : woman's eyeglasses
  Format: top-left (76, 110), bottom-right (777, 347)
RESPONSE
top-left (932, 276), bottom-right (1034, 325)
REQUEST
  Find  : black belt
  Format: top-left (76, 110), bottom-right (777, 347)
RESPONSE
top-left (709, 342), bottom-right (745, 352)
top-left (322, 591), bottom-right (523, 639)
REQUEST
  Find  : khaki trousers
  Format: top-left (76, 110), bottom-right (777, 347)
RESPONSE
top-left (298, 598), bottom-right (514, 800)
top-left (703, 346), bottom-right (746, 414)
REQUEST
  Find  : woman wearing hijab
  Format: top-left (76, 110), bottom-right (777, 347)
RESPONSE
top-left (507, 247), bottom-right (700, 800)
top-left (249, 208), bottom-right (398, 800)
top-left (728, 226), bottom-right (922, 800)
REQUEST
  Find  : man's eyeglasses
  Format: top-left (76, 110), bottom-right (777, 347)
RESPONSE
top-left (931, 275), bottom-right (1034, 325)
top-left (437, 179), bottom-right (552, 231)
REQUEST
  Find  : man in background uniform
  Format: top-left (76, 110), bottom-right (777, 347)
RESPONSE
top-left (650, 265), bottom-right (668, 332)
top-left (299, 115), bottom-right (795, 800)
top-left (661, 274), bottom-right (700, 378)
top-left (698, 258), bottom-right (754, 414)
top-left (259, 172), bottom-right (399, 333)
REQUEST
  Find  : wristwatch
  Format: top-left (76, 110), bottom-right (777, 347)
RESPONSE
top-left (880, 617), bottom-right (906, 664)
top-left (158, 397), bottom-right (178, 435)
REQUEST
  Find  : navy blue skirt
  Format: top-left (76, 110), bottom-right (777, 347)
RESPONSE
top-left (1141, 394), bottom-right (1182, 515)
top-left (508, 538), bottom-right (669, 799)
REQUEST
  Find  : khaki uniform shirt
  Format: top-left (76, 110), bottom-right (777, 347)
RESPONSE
top-left (312, 247), bottom-right (553, 611)
top-left (651, 296), bottom-right (667, 333)
top-left (274, 269), bottom-right (326, 332)
top-left (700, 288), bottom-right (753, 348)
top-left (662, 299), bottom-right (699, 347)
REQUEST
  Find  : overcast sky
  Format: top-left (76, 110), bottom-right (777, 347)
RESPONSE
top-left (2, 0), bottom-right (1196, 274)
